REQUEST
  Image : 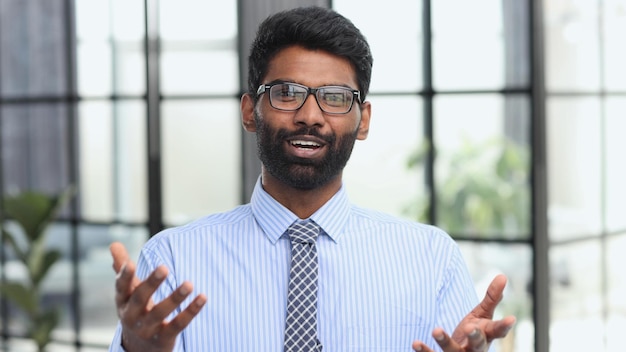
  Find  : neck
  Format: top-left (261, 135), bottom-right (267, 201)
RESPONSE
top-left (260, 169), bottom-right (342, 219)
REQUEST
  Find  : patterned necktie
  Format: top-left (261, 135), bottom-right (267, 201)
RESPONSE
top-left (284, 219), bottom-right (323, 352)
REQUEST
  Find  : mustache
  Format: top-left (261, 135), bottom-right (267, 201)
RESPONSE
top-left (275, 126), bottom-right (336, 145)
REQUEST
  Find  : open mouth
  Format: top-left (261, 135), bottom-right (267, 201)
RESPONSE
top-left (290, 140), bottom-right (321, 149)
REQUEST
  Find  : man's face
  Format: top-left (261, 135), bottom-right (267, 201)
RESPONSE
top-left (246, 46), bottom-right (371, 190)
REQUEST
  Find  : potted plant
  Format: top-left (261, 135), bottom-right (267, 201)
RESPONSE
top-left (0, 187), bottom-right (74, 352)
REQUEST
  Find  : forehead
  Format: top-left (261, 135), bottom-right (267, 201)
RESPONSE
top-left (265, 46), bottom-right (358, 88)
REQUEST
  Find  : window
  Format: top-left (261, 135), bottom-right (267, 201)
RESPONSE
top-left (334, 1), bottom-right (534, 351)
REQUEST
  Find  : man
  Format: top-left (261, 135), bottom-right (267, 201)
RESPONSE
top-left (109, 6), bottom-right (515, 352)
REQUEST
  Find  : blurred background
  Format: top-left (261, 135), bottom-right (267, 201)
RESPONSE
top-left (0, 0), bottom-right (624, 351)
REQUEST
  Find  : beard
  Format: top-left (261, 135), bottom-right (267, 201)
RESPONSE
top-left (254, 113), bottom-right (359, 190)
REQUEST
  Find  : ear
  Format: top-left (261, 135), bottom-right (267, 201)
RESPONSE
top-left (356, 101), bottom-right (371, 140)
top-left (241, 93), bottom-right (257, 132)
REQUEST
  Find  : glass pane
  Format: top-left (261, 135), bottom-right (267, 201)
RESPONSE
top-left (159, 0), bottom-right (237, 41)
top-left (76, 0), bottom-right (145, 97)
top-left (344, 96), bottom-right (423, 218)
top-left (607, 233), bottom-right (626, 352)
top-left (160, 50), bottom-right (239, 95)
top-left (111, 0), bottom-right (145, 41)
top-left (79, 224), bottom-right (148, 345)
top-left (547, 98), bottom-right (602, 240)
top-left (544, 0), bottom-right (601, 92)
top-left (434, 94), bottom-right (531, 239)
top-left (432, 0), bottom-right (508, 90)
top-left (1, 103), bottom-right (71, 194)
top-left (76, 0), bottom-right (144, 41)
top-left (333, 0), bottom-right (422, 92)
top-left (114, 43), bottom-right (146, 96)
top-left (79, 101), bottom-right (114, 221)
top-left (79, 101), bottom-right (147, 223)
top-left (457, 242), bottom-right (534, 352)
top-left (605, 98), bottom-right (626, 232)
top-left (158, 1), bottom-right (238, 96)
top-left (0, 0), bottom-right (69, 97)
top-left (77, 41), bottom-right (145, 97)
top-left (115, 101), bottom-right (148, 223)
top-left (75, 0), bottom-right (111, 41)
top-left (77, 42), bottom-right (113, 97)
top-left (550, 240), bottom-right (604, 351)
top-left (162, 99), bottom-right (241, 226)
top-left (602, 0), bottom-right (626, 91)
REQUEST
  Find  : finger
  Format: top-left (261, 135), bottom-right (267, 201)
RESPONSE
top-left (124, 266), bottom-right (169, 318)
top-left (110, 242), bottom-right (130, 273)
top-left (481, 315), bottom-right (517, 341)
top-left (159, 293), bottom-right (208, 340)
top-left (145, 281), bottom-right (195, 325)
top-left (465, 328), bottom-right (487, 352)
top-left (432, 327), bottom-right (461, 352)
top-left (474, 274), bottom-right (507, 319)
top-left (115, 260), bottom-right (139, 306)
top-left (411, 340), bottom-right (435, 352)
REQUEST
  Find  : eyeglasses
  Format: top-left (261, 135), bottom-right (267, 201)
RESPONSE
top-left (257, 82), bottom-right (361, 114)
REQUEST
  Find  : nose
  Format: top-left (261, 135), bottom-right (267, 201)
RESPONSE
top-left (293, 93), bottom-right (325, 127)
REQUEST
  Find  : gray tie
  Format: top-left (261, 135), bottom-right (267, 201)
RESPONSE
top-left (283, 219), bottom-right (323, 352)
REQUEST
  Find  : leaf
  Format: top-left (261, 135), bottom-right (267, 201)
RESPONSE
top-left (31, 308), bottom-right (60, 351)
top-left (3, 192), bottom-right (54, 242)
top-left (3, 186), bottom-right (75, 243)
top-left (32, 250), bottom-right (62, 287)
top-left (0, 282), bottom-right (37, 314)
top-left (2, 228), bottom-right (27, 262)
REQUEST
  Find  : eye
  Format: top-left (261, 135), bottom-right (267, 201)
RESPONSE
top-left (321, 90), bottom-right (349, 107)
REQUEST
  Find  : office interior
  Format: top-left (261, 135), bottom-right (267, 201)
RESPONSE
top-left (0, 0), bottom-right (624, 351)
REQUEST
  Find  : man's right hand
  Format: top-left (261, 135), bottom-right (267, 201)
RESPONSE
top-left (110, 242), bottom-right (207, 352)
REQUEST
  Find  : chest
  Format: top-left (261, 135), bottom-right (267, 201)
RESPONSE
top-left (178, 235), bottom-right (439, 351)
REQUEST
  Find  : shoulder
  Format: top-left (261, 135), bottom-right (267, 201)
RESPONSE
top-left (351, 205), bottom-right (450, 236)
top-left (145, 204), bottom-right (253, 247)
top-left (347, 205), bottom-right (459, 251)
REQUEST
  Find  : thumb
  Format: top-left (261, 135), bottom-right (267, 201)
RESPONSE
top-left (474, 274), bottom-right (507, 319)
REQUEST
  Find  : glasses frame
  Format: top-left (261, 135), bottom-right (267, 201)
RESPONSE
top-left (256, 82), bottom-right (362, 114)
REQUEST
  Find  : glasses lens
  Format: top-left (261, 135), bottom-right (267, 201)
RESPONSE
top-left (269, 84), bottom-right (307, 110)
top-left (318, 88), bottom-right (353, 113)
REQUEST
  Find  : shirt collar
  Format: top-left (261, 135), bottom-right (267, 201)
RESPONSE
top-left (250, 177), bottom-right (351, 244)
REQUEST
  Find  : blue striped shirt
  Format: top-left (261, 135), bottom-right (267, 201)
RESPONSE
top-left (110, 178), bottom-right (479, 351)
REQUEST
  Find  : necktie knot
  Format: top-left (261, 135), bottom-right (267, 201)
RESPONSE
top-left (288, 220), bottom-right (320, 244)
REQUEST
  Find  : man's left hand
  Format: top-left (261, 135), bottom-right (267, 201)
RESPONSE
top-left (411, 274), bottom-right (516, 352)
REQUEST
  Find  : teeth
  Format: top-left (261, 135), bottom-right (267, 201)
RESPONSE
top-left (291, 140), bottom-right (320, 147)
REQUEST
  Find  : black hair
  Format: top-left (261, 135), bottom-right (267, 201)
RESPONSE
top-left (247, 6), bottom-right (373, 101)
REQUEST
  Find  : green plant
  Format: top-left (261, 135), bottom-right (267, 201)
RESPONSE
top-left (405, 137), bottom-right (530, 238)
top-left (0, 187), bottom-right (74, 352)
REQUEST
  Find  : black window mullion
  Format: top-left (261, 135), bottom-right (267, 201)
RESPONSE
top-left (422, 0), bottom-right (437, 226)
top-left (63, 0), bottom-right (81, 349)
top-left (530, 0), bottom-right (550, 351)
top-left (144, 0), bottom-right (164, 237)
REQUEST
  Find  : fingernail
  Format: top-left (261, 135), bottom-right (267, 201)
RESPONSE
top-left (154, 269), bottom-right (165, 280)
top-left (469, 328), bottom-right (480, 339)
top-left (414, 346), bottom-right (422, 351)
top-left (179, 286), bottom-right (190, 295)
top-left (116, 263), bottom-right (127, 278)
top-left (435, 333), bottom-right (444, 342)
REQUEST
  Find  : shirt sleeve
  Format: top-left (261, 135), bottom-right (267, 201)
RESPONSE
top-left (108, 324), bottom-right (126, 352)
top-left (436, 241), bottom-right (479, 331)
top-left (433, 239), bottom-right (497, 352)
